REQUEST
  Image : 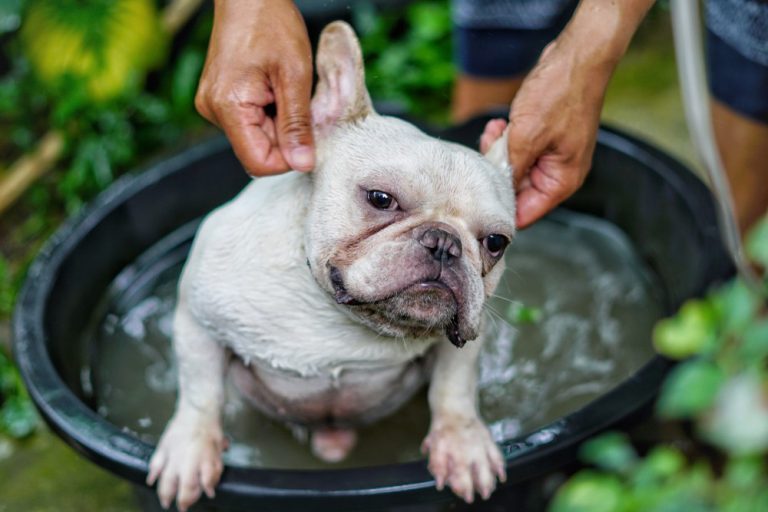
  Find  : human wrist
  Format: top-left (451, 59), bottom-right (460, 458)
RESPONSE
top-left (556, 0), bottom-right (655, 78)
top-left (213, 0), bottom-right (296, 25)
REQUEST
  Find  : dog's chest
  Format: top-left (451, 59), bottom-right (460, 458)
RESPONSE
top-left (193, 275), bottom-right (437, 375)
top-left (186, 244), bottom-right (434, 369)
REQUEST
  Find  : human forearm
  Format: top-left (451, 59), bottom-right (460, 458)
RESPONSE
top-left (558, 0), bottom-right (656, 77)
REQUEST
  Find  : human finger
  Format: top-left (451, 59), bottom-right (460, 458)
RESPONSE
top-left (275, 63), bottom-right (315, 171)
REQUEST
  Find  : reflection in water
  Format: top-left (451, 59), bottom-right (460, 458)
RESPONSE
top-left (84, 212), bottom-right (660, 469)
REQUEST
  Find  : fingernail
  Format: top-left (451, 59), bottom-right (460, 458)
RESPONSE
top-left (290, 146), bottom-right (315, 171)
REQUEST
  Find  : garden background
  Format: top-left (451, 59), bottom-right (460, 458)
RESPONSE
top-left (1, 1), bottom-right (767, 511)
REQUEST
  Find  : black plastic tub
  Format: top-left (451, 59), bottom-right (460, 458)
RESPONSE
top-left (13, 116), bottom-right (733, 511)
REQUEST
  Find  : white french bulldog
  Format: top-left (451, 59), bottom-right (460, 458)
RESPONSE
top-left (147, 21), bottom-right (515, 511)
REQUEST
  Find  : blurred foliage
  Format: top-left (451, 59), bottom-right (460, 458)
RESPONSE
top-left (551, 215), bottom-right (768, 512)
top-left (2, 5), bottom-right (210, 214)
top-left (21, 0), bottom-right (166, 103)
top-left (0, 0), bottom-right (210, 269)
top-left (354, 0), bottom-right (454, 122)
top-left (0, 0), bottom-right (212, 440)
top-left (0, 349), bottom-right (37, 438)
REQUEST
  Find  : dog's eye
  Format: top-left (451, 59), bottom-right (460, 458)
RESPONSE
top-left (483, 234), bottom-right (509, 257)
top-left (367, 190), bottom-right (397, 210)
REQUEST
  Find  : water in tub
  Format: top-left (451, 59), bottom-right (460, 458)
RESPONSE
top-left (83, 212), bottom-right (661, 469)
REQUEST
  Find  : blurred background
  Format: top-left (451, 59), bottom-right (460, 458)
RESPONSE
top-left (0, 1), bottom-right (743, 510)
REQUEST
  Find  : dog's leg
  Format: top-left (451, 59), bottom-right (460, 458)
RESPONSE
top-left (147, 300), bottom-right (228, 511)
top-left (422, 339), bottom-right (506, 503)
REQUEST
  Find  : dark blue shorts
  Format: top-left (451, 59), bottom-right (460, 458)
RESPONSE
top-left (453, 0), bottom-right (576, 78)
top-left (453, 0), bottom-right (768, 123)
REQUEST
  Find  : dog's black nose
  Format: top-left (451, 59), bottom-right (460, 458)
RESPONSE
top-left (420, 228), bottom-right (462, 262)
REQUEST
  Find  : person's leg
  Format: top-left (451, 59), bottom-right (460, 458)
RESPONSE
top-left (451, 1), bottom-right (576, 123)
top-left (711, 100), bottom-right (768, 233)
top-left (706, 0), bottom-right (768, 233)
top-left (452, 74), bottom-right (524, 123)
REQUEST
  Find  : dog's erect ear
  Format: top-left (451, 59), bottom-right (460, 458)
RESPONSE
top-left (311, 21), bottom-right (374, 136)
top-left (483, 128), bottom-right (511, 173)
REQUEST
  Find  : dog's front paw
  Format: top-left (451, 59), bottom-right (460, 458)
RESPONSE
top-left (146, 416), bottom-right (227, 511)
top-left (422, 416), bottom-right (506, 503)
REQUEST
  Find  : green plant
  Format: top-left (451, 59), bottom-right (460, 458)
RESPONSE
top-left (551, 215), bottom-right (768, 512)
top-left (0, 349), bottom-right (38, 439)
top-left (354, 0), bottom-right (454, 122)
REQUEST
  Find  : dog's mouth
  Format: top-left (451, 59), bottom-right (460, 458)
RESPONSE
top-left (329, 266), bottom-right (363, 305)
top-left (329, 266), bottom-right (467, 348)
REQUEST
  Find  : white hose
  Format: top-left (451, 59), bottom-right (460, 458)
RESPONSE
top-left (670, 0), bottom-right (763, 292)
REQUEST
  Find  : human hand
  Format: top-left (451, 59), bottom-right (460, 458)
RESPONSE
top-left (480, 0), bottom-right (654, 228)
top-left (506, 39), bottom-right (606, 229)
top-left (195, 0), bottom-right (315, 175)
top-left (480, 41), bottom-right (605, 228)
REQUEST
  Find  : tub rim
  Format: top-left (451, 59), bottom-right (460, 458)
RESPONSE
top-left (12, 123), bottom-right (722, 509)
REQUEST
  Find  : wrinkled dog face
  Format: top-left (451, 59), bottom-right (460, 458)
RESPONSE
top-left (305, 23), bottom-right (515, 346)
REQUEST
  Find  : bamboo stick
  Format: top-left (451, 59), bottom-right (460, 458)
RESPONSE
top-left (0, 131), bottom-right (64, 216)
top-left (162, 0), bottom-right (205, 35)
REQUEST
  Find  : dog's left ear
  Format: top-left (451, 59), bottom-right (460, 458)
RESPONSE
top-left (311, 21), bottom-right (374, 137)
top-left (483, 128), bottom-right (511, 173)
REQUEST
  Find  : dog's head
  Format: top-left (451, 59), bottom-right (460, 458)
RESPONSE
top-left (305, 22), bottom-right (515, 347)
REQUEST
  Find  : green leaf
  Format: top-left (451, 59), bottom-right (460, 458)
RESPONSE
top-left (701, 373), bottom-right (768, 456)
top-left (133, 93), bottom-right (170, 124)
top-left (632, 445), bottom-right (686, 486)
top-left (351, 0), bottom-right (379, 36)
top-left (0, 395), bottom-right (38, 439)
top-left (657, 359), bottom-right (723, 419)
top-left (653, 299), bottom-right (718, 359)
top-left (408, 2), bottom-right (451, 42)
top-left (724, 456), bottom-right (764, 490)
top-left (549, 471), bottom-right (625, 512)
top-left (507, 301), bottom-right (543, 325)
top-left (0, 0), bottom-right (24, 34)
top-left (171, 49), bottom-right (205, 114)
top-left (358, 0), bottom-right (454, 122)
top-left (0, 74), bottom-right (23, 115)
top-left (738, 319), bottom-right (768, 363)
top-left (580, 432), bottom-right (637, 474)
top-left (0, 254), bottom-right (15, 316)
top-left (720, 490), bottom-right (768, 512)
top-left (711, 280), bottom-right (761, 337)
top-left (51, 82), bottom-right (90, 126)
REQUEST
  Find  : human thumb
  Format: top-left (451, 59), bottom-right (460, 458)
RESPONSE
top-left (506, 125), bottom-right (541, 187)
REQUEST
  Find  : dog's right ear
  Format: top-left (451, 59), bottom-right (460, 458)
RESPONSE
top-left (311, 21), bottom-right (374, 138)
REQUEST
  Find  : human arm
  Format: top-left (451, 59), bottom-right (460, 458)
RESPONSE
top-left (195, 0), bottom-right (315, 176)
